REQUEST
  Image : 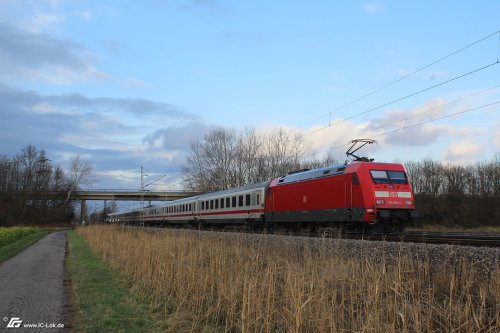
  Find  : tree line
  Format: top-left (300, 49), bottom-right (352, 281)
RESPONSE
top-left (0, 145), bottom-right (92, 225)
top-left (183, 127), bottom-right (499, 227)
top-left (404, 158), bottom-right (499, 227)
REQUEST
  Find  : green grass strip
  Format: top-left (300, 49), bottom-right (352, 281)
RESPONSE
top-left (0, 231), bottom-right (48, 263)
top-left (67, 231), bottom-right (166, 333)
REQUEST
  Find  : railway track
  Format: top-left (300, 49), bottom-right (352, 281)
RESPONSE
top-left (130, 224), bottom-right (500, 248)
top-left (344, 231), bottom-right (500, 247)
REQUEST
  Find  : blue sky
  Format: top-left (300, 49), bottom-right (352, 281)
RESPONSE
top-left (0, 0), bottom-right (499, 192)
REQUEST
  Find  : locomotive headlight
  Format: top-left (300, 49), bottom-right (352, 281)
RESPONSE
top-left (404, 200), bottom-right (412, 205)
top-left (376, 199), bottom-right (385, 205)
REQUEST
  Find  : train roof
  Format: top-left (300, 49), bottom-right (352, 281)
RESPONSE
top-left (197, 180), bottom-right (271, 200)
top-left (155, 180), bottom-right (271, 205)
top-left (273, 163), bottom-right (348, 186)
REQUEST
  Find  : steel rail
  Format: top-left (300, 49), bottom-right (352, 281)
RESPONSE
top-left (343, 231), bottom-right (500, 247)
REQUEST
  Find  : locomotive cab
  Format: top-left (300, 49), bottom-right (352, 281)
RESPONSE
top-left (347, 162), bottom-right (416, 231)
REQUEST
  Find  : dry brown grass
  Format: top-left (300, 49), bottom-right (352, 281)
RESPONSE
top-left (77, 226), bottom-right (499, 332)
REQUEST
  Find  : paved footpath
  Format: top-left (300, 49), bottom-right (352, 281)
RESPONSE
top-left (0, 232), bottom-right (69, 332)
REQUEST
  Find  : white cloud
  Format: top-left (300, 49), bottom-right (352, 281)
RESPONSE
top-left (77, 8), bottom-right (92, 21)
top-left (122, 78), bottom-right (154, 89)
top-left (368, 99), bottom-right (448, 131)
top-left (21, 12), bottom-right (63, 33)
top-left (361, 1), bottom-right (386, 15)
top-left (444, 141), bottom-right (484, 163)
top-left (492, 122), bottom-right (500, 149)
top-left (98, 169), bottom-right (141, 183)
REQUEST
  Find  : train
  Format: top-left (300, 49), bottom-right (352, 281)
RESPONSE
top-left (107, 146), bottom-right (416, 233)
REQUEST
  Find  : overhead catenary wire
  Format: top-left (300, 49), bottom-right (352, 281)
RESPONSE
top-left (299, 60), bottom-right (499, 139)
top-left (296, 30), bottom-right (500, 130)
top-left (368, 84), bottom-right (500, 132)
top-left (303, 100), bottom-right (500, 158)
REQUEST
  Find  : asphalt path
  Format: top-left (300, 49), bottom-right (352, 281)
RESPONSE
top-left (0, 232), bottom-right (69, 332)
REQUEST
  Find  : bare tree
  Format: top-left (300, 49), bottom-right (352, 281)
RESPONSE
top-left (443, 163), bottom-right (466, 195)
top-left (182, 128), bottom-right (238, 192)
top-left (262, 128), bottom-right (303, 179)
top-left (182, 127), bottom-right (306, 192)
top-left (0, 145), bottom-right (83, 225)
top-left (64, 155), bottom-right (94, 205)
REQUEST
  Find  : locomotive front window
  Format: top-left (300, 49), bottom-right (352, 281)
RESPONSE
top-left (387, 171), bottom-right (407, 184)
top-left (370, 170), bottom-right (408, 184)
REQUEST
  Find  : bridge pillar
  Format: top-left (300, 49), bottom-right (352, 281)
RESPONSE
top-left (80, 199), bottom-right (87, 224)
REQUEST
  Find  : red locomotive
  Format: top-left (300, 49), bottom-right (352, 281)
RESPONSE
top-left (108, 140), bottom-right (416, 232)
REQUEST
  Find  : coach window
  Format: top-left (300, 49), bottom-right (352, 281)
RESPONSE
top-left (232, 196), bottom-right (236, 208)
top-left (210, 200), bottom-right (214, 210)
top-left (226, 197), bottom-right (230, 208)
top-left (257, 194), bottom-right (260, 205)
top-left (245, 194), bottom-right (251, 206)
top-left (220, 198), bottom-right (225, 209)
top-left (215, 199), bottom-right (219, 209)
top-left (238, 195), bottom-right (244, 207)
top-left (201, 202), bottom-right (204, 210)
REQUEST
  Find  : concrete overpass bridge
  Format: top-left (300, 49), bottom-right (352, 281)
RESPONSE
top-left (74, 190), bottom-right (199, 223)
top-left (1, 189), bottom-right (199, 223)
top-left (62, 189), bottom-right (196, 201)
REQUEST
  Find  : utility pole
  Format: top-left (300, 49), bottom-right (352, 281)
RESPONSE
top-left (140, 166), bottom-right (147, 227)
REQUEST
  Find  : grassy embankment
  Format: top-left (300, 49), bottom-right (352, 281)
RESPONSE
top-left (0, 226), bottom-right (48, 263)
top-left (67, 230), bottom-right (173, 332)
top-left (77, 225), bottom-right (500, 333)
